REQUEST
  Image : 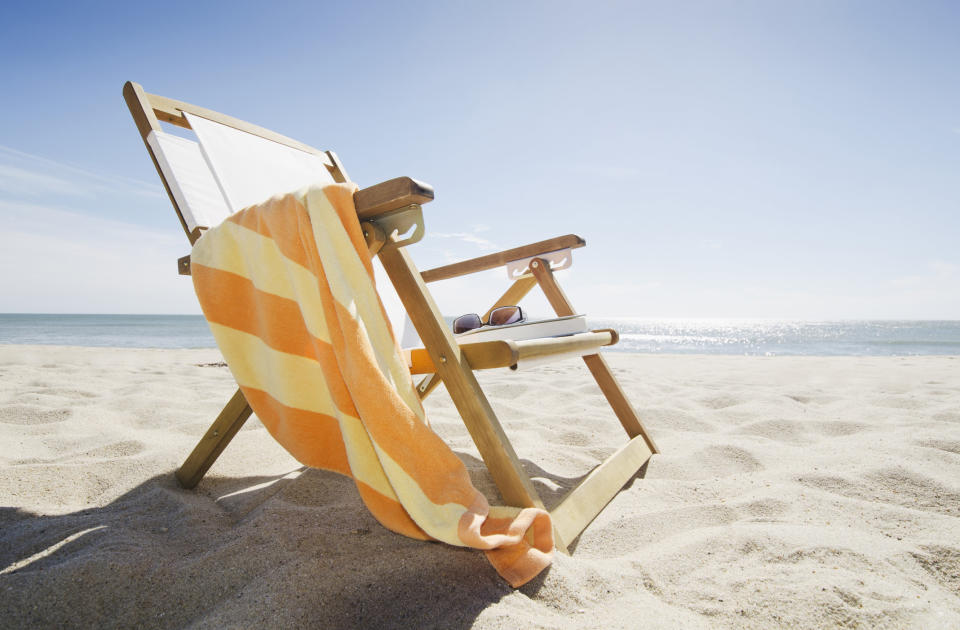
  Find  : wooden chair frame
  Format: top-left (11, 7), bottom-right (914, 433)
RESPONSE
top-left (123, 81), bottom-right (658, 550)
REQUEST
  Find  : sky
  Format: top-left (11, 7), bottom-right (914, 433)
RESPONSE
top-left (0, 0), bottom-right (958, 319)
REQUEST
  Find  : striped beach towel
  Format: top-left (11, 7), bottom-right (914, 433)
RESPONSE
top-left (190, 183), bottom-right (553, 587)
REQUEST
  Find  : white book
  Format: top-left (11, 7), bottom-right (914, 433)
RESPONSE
top-left (454, 315), bottom-right (587, 344)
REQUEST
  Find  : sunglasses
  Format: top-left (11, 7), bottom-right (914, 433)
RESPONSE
top-left (453, 306), bottom-right (525, 334)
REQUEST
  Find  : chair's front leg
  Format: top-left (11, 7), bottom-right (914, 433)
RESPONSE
top-left (175, 387), bottom-right (253, 488)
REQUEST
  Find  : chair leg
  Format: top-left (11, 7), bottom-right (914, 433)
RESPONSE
top-left (530, 259), bottom-right (659, 454)
top-left (414, 276), bottom-right (542, 402)
top-left (176, 387), bottom-right (253, 488)
top-left (378, 243), bottom-right (547, 511)
top-left (414, 373), bottom-right (443, 399)
top-left (550, 434), bottom-right (653, 546)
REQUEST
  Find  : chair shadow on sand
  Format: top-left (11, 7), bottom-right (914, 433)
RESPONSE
top-left (0, 453), bottom-right (648, 629)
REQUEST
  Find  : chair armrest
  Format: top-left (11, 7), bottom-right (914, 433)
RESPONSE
top-left (406, 340), bottom-right (520, 374)
top-left (420, 234), bottom-right (586, 283)
top-left (354, 177), bottom-right (434, 220)
top-left (405, 330), bottom-right (617, 374)
top-left (176, 177), bottom-right (434, 275)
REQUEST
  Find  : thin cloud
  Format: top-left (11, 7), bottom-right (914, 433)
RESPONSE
top-left (430, 231), bottom-right (499, 251)
top-left (0, 199), bottom-right (193, 313)
top-left (0, 144), bottom-right (162, 200)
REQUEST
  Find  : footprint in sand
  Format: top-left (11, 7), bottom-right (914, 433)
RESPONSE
top-left (800, 467), bottom-right (960, 517)
top-left (870, 395), bottom-right (928, 411)
top-left (915, 440), bottom-right (960, 455)
top-left (737, 497), bottom-right (791, 521)
top-left (641, 407), bottom-right (717, 433)
top-left (81, 440), bottom-right (146, 459)
top-left (699, 395), bottom-right (743, 410)
top-left (583, 504), bottom-right (741, 555)
top-left (699, 445), bottom-right (765, 475)
top-left (910, 545), bottom-right (960, 593)
top-left (0, 405), bottom-right (72, 425)
top-left (657, 445), bottom-right (764, 481)
top-left (788, 393), bottom-right (840, 405)
top-left (736, 419), bottom-right (811, 444)
top-left (932, 410), bottom-right (960, 423)
top-left (807, 420), bottom-right (870, 437)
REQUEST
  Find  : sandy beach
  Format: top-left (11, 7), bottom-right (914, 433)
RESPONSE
top-left (1, 345), bottom-right (959, 628)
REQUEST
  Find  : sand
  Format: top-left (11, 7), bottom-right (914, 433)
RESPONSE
top-left (1, 345), bottom-right (959, 629)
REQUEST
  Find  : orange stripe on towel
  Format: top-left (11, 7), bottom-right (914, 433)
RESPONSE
top-left (227, 194), bottom-right (319, 272)
top-left (320, 184), bottom-right (376, 279)
top-left (330, 299), bottom-right (479, 507)
top-left (193, 184), bottom-right (554, 588)
top-left (191, 264), bottom-right (356, 416)
top-left (355, 481), bottom-right (430, 540)
top-left (191, 264), bottom-right (316, 359)
top-left (241, 387), bottom-right (352, 476)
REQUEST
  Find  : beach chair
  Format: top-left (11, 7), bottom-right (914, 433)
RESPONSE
top-left (123, 81), bottom-right (658, 550)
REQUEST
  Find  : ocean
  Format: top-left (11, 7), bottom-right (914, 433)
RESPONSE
top-left (0, 314), bottom-right (958, 356)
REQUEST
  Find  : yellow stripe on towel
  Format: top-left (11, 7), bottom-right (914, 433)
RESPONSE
top-left (191, 183), bottom-right (553, 587)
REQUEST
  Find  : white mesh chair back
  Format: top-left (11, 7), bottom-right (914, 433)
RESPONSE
top-left (146, 130), bottom-right (232, 233)
top-left (182, 112), bottom-right (410, 345)
top-left (185, 112), bottom-right (336, 212)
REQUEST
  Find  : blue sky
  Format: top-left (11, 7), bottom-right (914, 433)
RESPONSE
top-left (1, 1), bottom-right (957, 318)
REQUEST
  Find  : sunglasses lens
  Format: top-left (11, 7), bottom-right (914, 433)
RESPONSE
top-left (453, 314), bottom-right (482, 334)
top-left (489, 306), bottom-right (522, 326)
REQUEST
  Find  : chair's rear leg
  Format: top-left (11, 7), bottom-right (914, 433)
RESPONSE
top-left (530, 259), bottom-right (659, 454)
top-left (176, 387), bottom-right (253, 488)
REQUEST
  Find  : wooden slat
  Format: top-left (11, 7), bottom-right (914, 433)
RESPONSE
top-left (360, 221), bottom-right (387, 255)
top-left (421, 235), bottom-right (586, 283)
top-left (325, 150), bottom-right (350, 183)
top-left (529, 258), bottom-right (576, 317)
top-left (354, 177), bottom-right (434, 220)
top-left (123, 81), bottom-right (162, 139)
top-left (175, 388), bottom-right (253, 489)
top-left (377, 241), bottom-right (546, 510)
top-left (551, 435), bottom-right (653, 546)
top-left (123, 81), bottom-right (197, 243)
top-left (408, 340), bottom-right (519, 374)
top-left (414, 373), bottom-right (443, 399)
top-left (531, 258), bottom-right (659, 453)
top-left (141, 90), bottom-right (334, 164)
top-left (409, 332), bottom-right (615, 373)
